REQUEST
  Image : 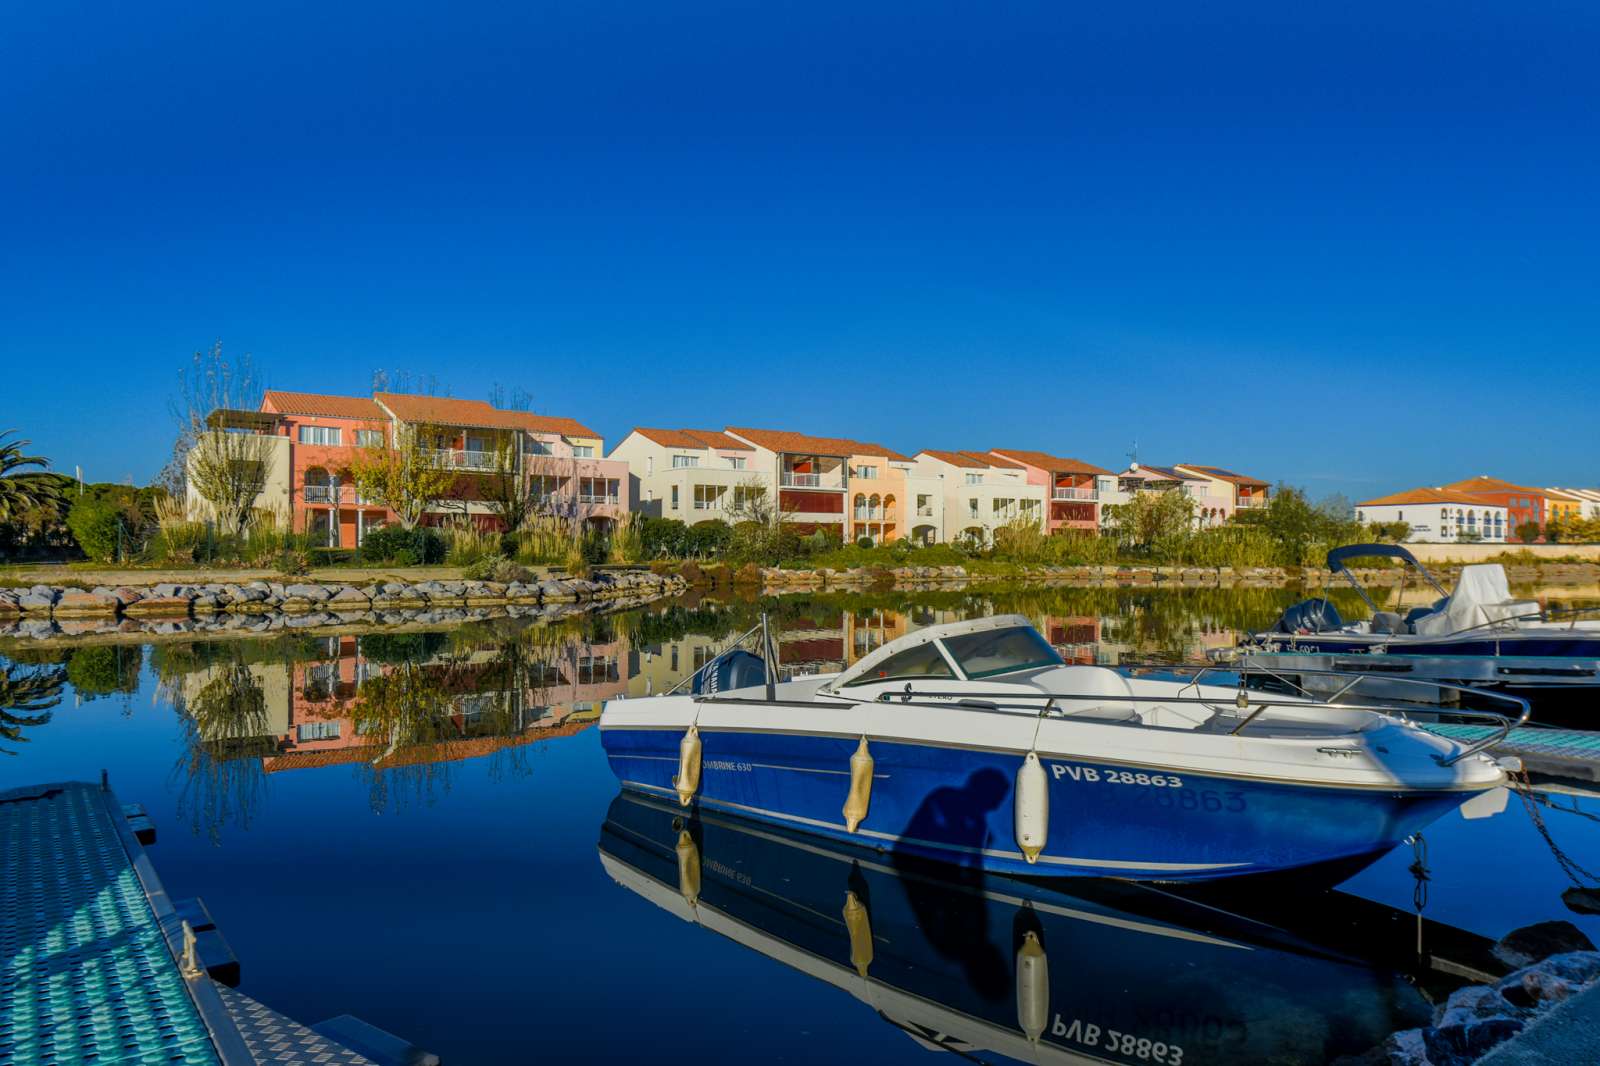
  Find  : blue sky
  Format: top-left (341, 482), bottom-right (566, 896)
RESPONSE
top-left (2, 1), bottom-right (1596, 500)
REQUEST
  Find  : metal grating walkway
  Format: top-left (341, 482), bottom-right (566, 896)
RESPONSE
top-left (0, 782), bottom-right (220, 1065)
top-left (1427, 723), bottom-right (1600, 781)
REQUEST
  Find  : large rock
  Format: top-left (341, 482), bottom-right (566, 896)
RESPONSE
top-left (54, 590), bottom-right (120, 617)
top-left (329, 586), bottom-right (371, 606)
top-left (123, 596), bottom-right (194, 618)
top-left (18, 587), bottom-right (59, 612)
top-left (283, 583), bottom-right (333, 603)
top-left (1494, 921), bottom-right (1597, 969)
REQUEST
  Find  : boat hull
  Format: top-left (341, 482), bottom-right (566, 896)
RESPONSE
top-left (601, 725), bottom-right (1477, 883)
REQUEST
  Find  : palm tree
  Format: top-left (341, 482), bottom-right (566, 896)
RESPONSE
top-left (0, 662), bottom-right (65, 755)
top-left (0, 430), bottom-right (65, 524)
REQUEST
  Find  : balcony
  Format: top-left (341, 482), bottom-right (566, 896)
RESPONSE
top-left (304, 486), bottom-right (334, 503)
top-left (781, 471), bottom-right (845, 490)
top-left (1236, 496), bottom-right (1269, 509)
top-left (578, 493), bottom-right (619, 506)
top-left (423, 448), bottom-right (499, 472)
top-left (1052, 487), bottom-right (1098, 501)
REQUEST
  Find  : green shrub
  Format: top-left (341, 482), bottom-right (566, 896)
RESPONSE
top-left (462, 556), bottom-right (533, 583)
top-left (66, 497), bottom-right (126, 562)
top-left (638, 516), bottom-right (688, 558)
top-left (686, 520), bottom-right (733, 558)
top-left (360, 525), bottom-right (445, 565)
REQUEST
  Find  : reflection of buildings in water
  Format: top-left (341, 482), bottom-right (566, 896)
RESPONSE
top-left (179, 633), bottom-right (629, 774)
top-left (626, 633), bottom-right (728, 698)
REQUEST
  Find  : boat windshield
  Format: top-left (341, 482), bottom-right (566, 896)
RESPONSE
top-left (941, 626), bottom-right (1063, 679)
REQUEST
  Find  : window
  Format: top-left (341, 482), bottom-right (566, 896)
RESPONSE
top-left (851, 465), bottom-right (878, 480)
top-left (525, 438), bottom-right (554, 455)
top-left (968, 498), bottom-right (979, 519)
top-left (672, 454), bottom-right (700, 468)
top-left (694, 484), bottom-right (724, 510)
top-left (943, 626), bottom-right (1064, 679)
top-left (572, 445), bottom-right (595, 458)
top-left (355, 429), bottom-right (384, 448)
top-left (917, 494), bottom-right (933, 516)
top-left (965, 472), bottom-right (983, 485)
top-left (296, 721), bottom-right (341, 742)
top-left (841, 641), bottom-right (955, 687)
top-left (728, 457), bottom-right (746, 470)
top-left (298, 425), bottom-right (342, 446)
top-left (670, 485), bottom-right (680, 510)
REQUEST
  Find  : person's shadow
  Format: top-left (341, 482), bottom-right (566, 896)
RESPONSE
top-left (890, 768), bottom-right (1012, 1000)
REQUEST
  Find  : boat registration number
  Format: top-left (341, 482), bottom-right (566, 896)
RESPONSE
top-left (1053, 1016), bottom-right (1184, 1064)
top-left (1049, 763), bottom-right (1183, 788)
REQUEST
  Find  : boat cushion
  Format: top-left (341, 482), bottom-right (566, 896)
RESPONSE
top-left (1031, 666), bottom-right (1140, 722)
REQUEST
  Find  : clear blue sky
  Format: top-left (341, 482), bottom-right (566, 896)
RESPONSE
top-left (3, 1), bottom-right (1596, 500)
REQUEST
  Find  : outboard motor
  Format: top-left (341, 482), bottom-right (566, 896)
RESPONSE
top-left (691, 649), bottom-right (768, 695)
top-left (1274, 598), bottom-right (1344, 635)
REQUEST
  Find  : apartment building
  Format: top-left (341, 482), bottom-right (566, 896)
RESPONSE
top-left (1173, 464), bottom-right (1271, 520)
top-left (190, 390), bottom-right (624, 544)
top-left (1439, 476), bottom-right (1548, 541)
top-left (1110, 463), bottom-right (1234, 526)
top-left (1551, 488), bottom-right (1600, 520)
top-left (913, 450), bottom-right (1047, 546)
top-left (724, 427), bottom-right (908, 539)
top-left (987, 449), bottom-right (1113, 534)
top-left (1355, 489), bottom-right (1509, 543)
top-left (608, 428), bottom-right (766, 524)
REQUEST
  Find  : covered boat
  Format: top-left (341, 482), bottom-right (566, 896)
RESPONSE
top-left (600, 615), bottom-right (1517, 883)
top-left (1244, 544), bottom-right (1600, 703)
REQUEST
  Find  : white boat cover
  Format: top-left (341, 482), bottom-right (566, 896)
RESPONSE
top-left (1413, 564), bottom-right (1540, 636)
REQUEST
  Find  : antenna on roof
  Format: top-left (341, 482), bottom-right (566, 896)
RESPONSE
top-left (1127, 439), bottom-right (1138, 467)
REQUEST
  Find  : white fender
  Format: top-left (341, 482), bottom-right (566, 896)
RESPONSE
top-left (842, 737), bottom-right (874, 833)
top-left (675, 725), bottom-right (702, 807)
top-left (1015, 751), bottom-right (1049, 863)
top-left (842, 890), bottom-right (873, 977)
top-left (675, 829), bottom-right (701, 906)
top-left (1016, 930), bottom-right (1049, 1042)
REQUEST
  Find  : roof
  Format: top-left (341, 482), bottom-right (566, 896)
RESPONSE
top-left (726, 426), bottom-right (908, 461)
top-left (630, 427), bottom-right (754, 451)
top-left (374, 393), bottom-right (600, 437)
top-left (1357, 487), bottom-right (1508, 507)
top-left (1120, 464), bottom-right (1197, 482)
top-left (1551, 487), bottom-right (1600, 502)
top-left (261, 390), bottom-right (386, 420)
top-left (1177, 464), bottom-right (1269, 488)
top-left (917, 449), bottom-right (1010, 469)
top-left (990, 448), bottom-right (1112, 476)
top-left (1542, 487), bottom-right (1588, 503)
top-left (1439, 476), bottom-right (1547, 497)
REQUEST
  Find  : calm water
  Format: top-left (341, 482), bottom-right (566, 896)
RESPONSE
top-left (4, 586), bottom-right (1598, 1065)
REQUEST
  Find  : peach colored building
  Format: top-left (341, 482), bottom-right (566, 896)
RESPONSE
top-left (724, 427), bottom-right (908, 539)
top-left (987, 449), bottom-right (1112, 534)
top-left (912, 450), bottom-right (1047, 546)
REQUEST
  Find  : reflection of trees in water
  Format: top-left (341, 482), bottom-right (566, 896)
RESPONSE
top-left (0, 659), bottom-right (67, 755)
top-left (170, 658), bottom-right (273, 844)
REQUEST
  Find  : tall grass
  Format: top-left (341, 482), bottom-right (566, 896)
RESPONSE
top-left (438, 516), bottom-right (500, 567)
top-left (152, 495), bottom-right (207, 563)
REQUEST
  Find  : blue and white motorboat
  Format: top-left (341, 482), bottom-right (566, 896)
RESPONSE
top-left (1243, 544), bottom-right (1600, 705)
top-left (600, 615), bottom-right (1520, 883)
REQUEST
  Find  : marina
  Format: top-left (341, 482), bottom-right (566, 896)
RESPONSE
top-left (3, 586), bottom-right (1597, 1063)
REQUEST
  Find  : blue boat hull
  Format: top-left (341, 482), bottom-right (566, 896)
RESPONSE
top-left (602, 726), bottom-right (1476, 883)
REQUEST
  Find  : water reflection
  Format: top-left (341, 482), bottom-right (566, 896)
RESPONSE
top-left (597, 789), bottom-right (1462, 1066)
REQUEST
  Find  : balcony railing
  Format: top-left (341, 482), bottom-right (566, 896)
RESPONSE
top-left (781, 472), bottom-right (845, 490)
top-left (423, 448), bottom-right (498, 472)
top-left (1236, 496), bottom-right (1270, 509)
top-left (578, 493), bottom-right (619, 505)
top-left (916, 506), bottom-right (934, 517)
top-left (304, 486), bottom-right (334, 503)
top-left (1052, 487), bottom-right (1098, 501)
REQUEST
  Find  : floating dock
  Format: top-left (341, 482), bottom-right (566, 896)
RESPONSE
top-left (1425, 723), bottom-right (1600, 784)
top-left (0, 779), bottom-right (433, 1065)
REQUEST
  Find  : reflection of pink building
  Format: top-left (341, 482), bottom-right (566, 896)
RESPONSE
top-left (195, 389), bottom-right (625, 546)
top-left (989, 449), bottom-right (1112, 534)
top-left (256, 634), bottom-right (629, 773)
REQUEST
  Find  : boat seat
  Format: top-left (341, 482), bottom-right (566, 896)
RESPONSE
top-left (1369, 611), bottom-right (1407, 635)
top-left (1031, 666), bottom-right (1141, 723)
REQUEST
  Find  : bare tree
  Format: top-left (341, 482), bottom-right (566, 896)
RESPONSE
top-left (172, 343), bottom-right (274, 537)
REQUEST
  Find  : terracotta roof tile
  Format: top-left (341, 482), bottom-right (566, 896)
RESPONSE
top-left (1176, 464), bottom-right (1269, 487)
top-left (1357, 487), bottom-right (1505, 507)
top-left (917, 449), bottom-right (1024, 470)
top-left (374, 392), bottom-right (600, 437)
top-left (726, 427), bottom-right (906, 460)
top-left (261, 390), bottom-right (387, 420)
top-left (989, 448), bottom-right (1112, 476)
top-left (632, 427), bottom-right (754, 451)
top-left (1439, 475), bottom-right (1547, 497)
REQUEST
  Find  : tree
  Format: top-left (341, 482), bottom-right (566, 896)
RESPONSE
top-left (1103, 489), bottom-right (1195, 555)
top-left (0, 433), bottom-right (67, 561)
top-left (348, 424), bottom-right (457, 529)
top-left (1, 661), bottom-right (65, 755)
top-left (480, 440), bottom-right (536, 533)
top-left (172, 344), bottom-right (274, 537)
top-left (1514, 520), bottom-right (1543, 544)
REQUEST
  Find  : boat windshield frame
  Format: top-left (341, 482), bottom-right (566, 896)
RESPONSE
top-left (939, 625), bottom-right (1065, 680)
